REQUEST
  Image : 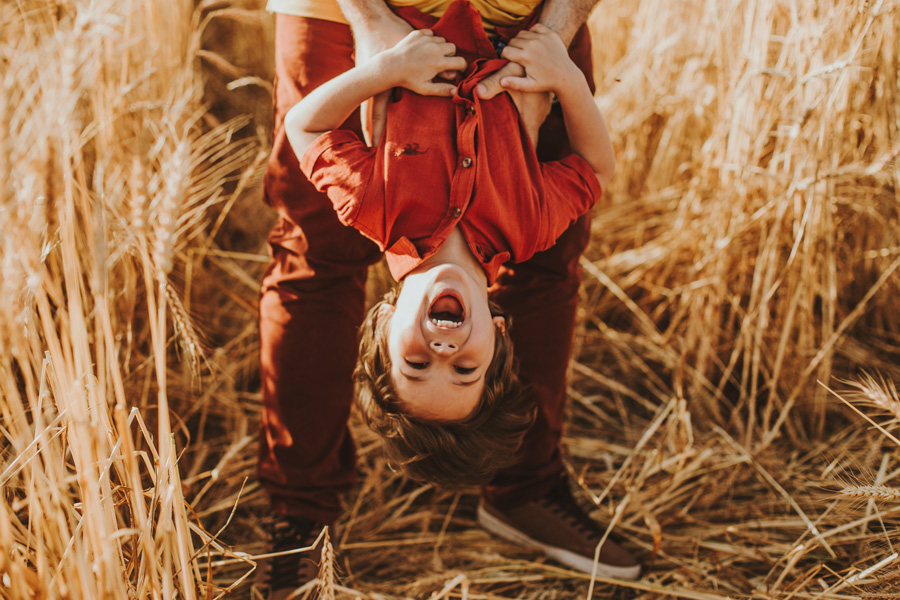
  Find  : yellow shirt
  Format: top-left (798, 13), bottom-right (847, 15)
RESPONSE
top-left (265, 0), bottom-right (541, 32)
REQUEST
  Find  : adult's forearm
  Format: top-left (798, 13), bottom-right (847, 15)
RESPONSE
top-left (337, 0), bottom-right (599, 45)
top-left (333, 0), bottom-right (412, 74)
top-left (538, 0), bottom-right (600, 45)
top-left (334, 0), bottom-right (405, 32)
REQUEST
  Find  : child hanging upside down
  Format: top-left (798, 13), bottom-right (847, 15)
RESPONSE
top-left (254, 1), bottom-right (641, 592)
top-left (284, 0), bottom-right (614, 485)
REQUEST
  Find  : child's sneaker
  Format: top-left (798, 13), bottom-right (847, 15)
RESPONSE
top-left (251, 515), bottom-right (327, 600)
top-left (477, 478), bottom-right (641, 579)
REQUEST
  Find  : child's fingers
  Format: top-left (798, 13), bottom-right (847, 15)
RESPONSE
top-left (502, 38), bottom-right (527, 51)
top-left (510, 29), bottom-right (539, 41)
top-left (505, 35), bottom-right (549, 54)
top-left (500, 44), bottom-right (530, 65)
top-left (499, 75), bottom-right (539, 92)
top-left (475, 62), bottom-right (525, 99)
top-left (420, 82), bottom-right (458, 96)
top-left (430, 55), bottom-right (465, 83)
top-left (503, 32), bottom-right (564, 66)
top-left (438, 41), bottom-right (457, 56)
top-left (440, 55), bottom-right (467, 72)
top-left (428, 38), bottom-right (461, 62)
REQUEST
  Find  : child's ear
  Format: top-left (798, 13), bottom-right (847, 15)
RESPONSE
top-left (492, 315), bottom-right (507, 334)
top-left (377, 303), bottom-right (396, 321)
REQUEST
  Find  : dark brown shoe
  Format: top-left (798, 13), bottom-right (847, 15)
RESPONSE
top-left (478, 479), bottom-right (641, 579)
top-left (250, 515), bottom-right (326, 600)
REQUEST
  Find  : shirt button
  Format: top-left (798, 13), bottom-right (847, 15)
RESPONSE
top-left (466, 105), bottom-right (476, 116)
top-left (452, 207), bottom-right (462, 218)
top-left (461, 157), bottom-right (473, 168)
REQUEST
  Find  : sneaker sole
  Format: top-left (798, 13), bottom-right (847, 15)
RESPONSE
top-left (477, 504), bottom-right (641, 580)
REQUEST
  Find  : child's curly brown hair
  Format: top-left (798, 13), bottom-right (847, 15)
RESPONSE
top-left (354, 287), bottom-right (535, 488)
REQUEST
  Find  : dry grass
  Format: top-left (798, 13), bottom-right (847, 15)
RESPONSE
top-left (2, 0), bottom-right (900, 598)
top-left (585, 0), bottom-right (900, 444)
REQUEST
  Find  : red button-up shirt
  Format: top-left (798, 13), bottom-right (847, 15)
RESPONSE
top-left (300, 0), bottom-right (601, 283)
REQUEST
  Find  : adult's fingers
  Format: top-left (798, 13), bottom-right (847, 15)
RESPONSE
top-left (475, 61), bottom-right (525, 99)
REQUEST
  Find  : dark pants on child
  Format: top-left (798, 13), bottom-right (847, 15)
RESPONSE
top-left (258, 13), bottom-right (594, 525)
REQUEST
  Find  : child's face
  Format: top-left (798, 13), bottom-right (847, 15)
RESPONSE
top-left (380, 264), bottom-right (506, 422)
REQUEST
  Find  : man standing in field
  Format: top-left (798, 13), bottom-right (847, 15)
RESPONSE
top-left (254, 0), bottom-right (640, 597)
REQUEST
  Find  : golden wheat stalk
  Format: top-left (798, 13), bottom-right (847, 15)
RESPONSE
top-left (840, 485), bottom-right (900, 503)
top-left (0, 0), bottom-right (256, 597)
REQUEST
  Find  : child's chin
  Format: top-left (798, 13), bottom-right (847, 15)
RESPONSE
top-left (420, 262), bottom-right (469, 282)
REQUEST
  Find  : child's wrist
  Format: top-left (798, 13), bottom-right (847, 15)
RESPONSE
top-left (368, 50), bottom-right (404, 89)
top-left (552, 67), bottom-right (589, 105)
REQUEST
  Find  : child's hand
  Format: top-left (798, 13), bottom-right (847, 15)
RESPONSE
top-left (384, 30), bottom-right (467, 96)
top-left (499, 24), bottom-right (583, 97)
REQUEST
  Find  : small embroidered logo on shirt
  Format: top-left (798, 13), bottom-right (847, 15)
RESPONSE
top-left (394, 143), bottom-right (429, 157)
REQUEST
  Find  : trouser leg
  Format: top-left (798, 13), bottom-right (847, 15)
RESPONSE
top-left (483, 24), bottom-right (595, 508)
top-left (257, 15), bottom-right (381, 524)
top-left (483, 214), bottom-right (591, 507)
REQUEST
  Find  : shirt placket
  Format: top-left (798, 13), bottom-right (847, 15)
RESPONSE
top-left (446, 95), bottom-right (478, 229)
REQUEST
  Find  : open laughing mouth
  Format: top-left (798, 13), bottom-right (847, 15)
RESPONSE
top-left (429, 294), bottom-right (465, 329)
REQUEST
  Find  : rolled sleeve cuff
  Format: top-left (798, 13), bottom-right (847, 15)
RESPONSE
top-left (298, 129), bottom-right (364, 180)
top-left (559, 153), bottom-right (603, 205)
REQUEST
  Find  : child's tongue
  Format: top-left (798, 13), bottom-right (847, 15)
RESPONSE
top-left (430, 295), bottom-right (463, 322)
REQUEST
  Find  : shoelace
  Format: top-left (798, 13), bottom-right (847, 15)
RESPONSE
top-left (540, 481), bottom-right (600, 538)
top-left (260, 517), bottom-right (319, 590)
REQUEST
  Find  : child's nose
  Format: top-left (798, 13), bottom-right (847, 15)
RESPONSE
top-left (429, 340), bottom-right (458, 355)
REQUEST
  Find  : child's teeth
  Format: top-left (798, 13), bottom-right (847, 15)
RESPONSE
top-left (431, 318), bottom-right (461, 328)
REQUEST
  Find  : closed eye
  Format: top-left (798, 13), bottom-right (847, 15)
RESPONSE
top-left (454, 365), bottom-right (477, 375)
top-left (405, 359), bottom-right (429, 370)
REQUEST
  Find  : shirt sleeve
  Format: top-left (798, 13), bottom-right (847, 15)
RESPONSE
top-left (299, 130), bottom-right (384, 244)
top-left (537, 153), bottom-right (603, 251)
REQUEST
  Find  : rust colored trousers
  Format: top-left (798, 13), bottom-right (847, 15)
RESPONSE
top-left (258, 13), bottom-right (594, 524)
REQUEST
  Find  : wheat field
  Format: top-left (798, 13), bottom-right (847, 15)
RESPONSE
top-left (1, 0), bottom-right (899, 598)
